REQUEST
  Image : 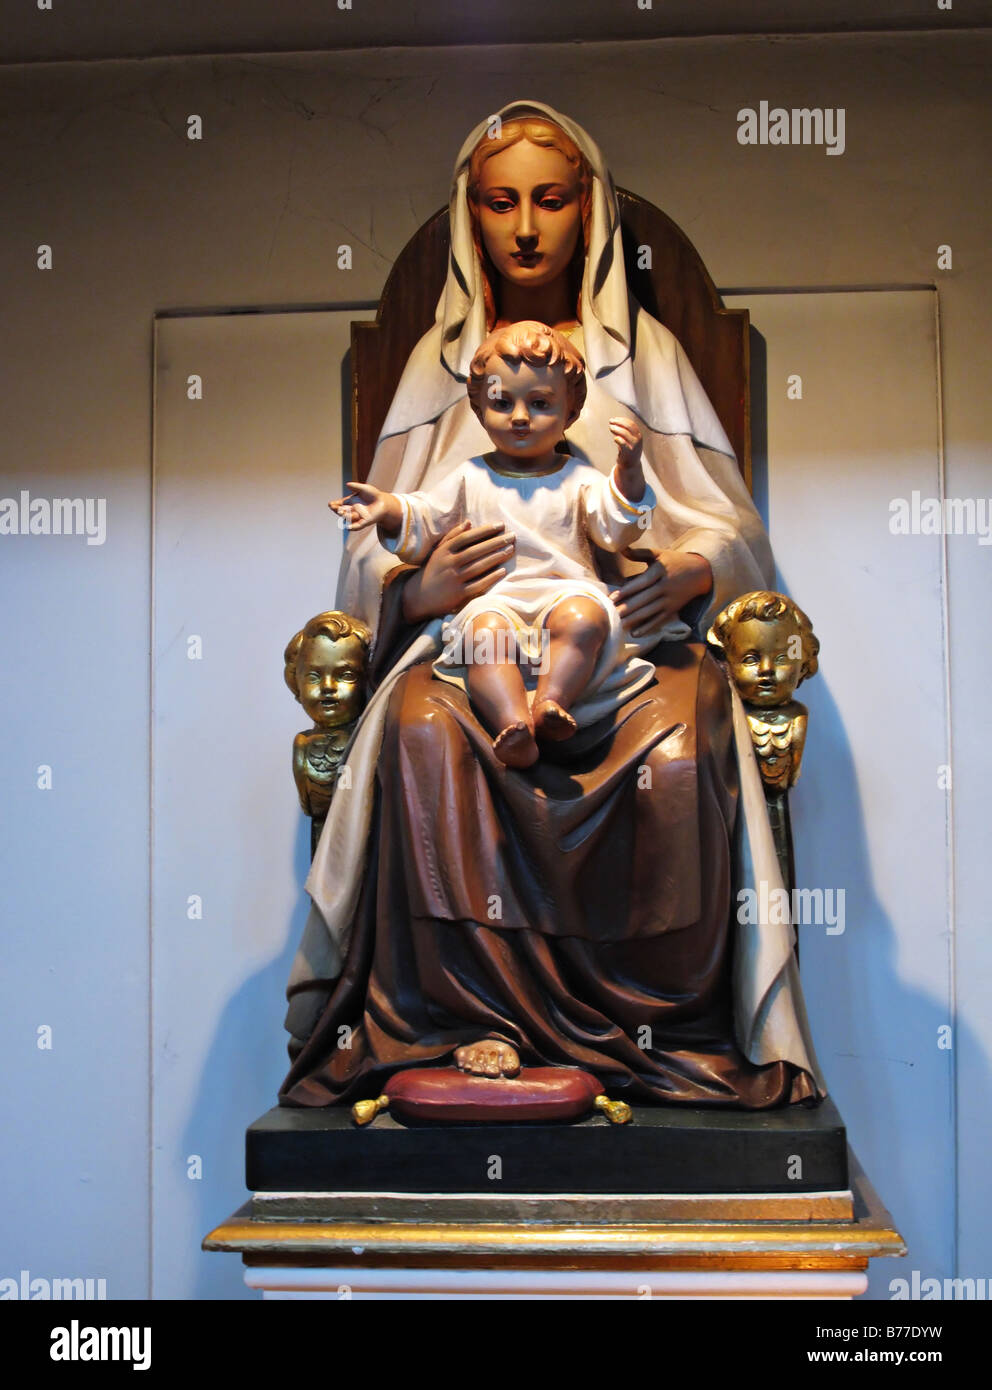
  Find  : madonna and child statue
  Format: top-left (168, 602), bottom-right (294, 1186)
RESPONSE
top-left (274, 100), bottom-right (832, 1144)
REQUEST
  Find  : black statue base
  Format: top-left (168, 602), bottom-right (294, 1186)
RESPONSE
top-left (247, 1097), bottom-right (848, 1196)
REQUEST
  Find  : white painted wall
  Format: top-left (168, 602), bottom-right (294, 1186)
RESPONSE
top-left (151, 310), bottom-right (360, 1298)
top-left (729, 289), bottom-right (951, 1296)
top-left (1, 29), bottom-right (988, 1298)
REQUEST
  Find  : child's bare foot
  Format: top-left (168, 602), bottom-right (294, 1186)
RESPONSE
top-left (534, 698), bottom-right (578, 742)
top-left (493, 720), bottom-right (538, 768)
top-left (454, 1041), bottom-right (521, 1078)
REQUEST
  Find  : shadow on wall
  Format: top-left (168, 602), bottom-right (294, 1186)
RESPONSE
top-left (750, 325), bottom-right (972, 1297)
top-left (787, 644), bottom-right (974, 1298)
top-left (182, 815), bottom-right (312, 1301)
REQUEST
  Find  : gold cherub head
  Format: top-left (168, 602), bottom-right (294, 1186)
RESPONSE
top-left (284, 611), bottom-right (371, 730)
top-left (707, 591), bottom-right (819, 709)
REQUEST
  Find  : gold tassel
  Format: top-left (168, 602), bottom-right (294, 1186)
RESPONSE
top-left (594, 1094), bottom-right (633, 1125)
top-left (351, 1095), bottom-right (389, 1126)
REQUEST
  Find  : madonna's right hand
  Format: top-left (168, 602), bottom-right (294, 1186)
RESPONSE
top-left (401, 521), bottom-right (516, 623)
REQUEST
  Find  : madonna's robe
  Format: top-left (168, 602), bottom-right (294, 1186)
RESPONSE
top-left (279, 573), bottom-right (817, 1109)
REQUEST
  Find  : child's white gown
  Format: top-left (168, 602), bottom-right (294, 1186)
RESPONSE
top-left (382, 453), bottom-right (690, 727)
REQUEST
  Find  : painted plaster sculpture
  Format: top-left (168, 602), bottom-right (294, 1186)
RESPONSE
top-left (279, 102), bottom-right (824, 1113)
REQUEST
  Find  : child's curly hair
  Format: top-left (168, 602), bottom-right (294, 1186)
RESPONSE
top-left (467, 320), bottom-right (587, 423)
top-left (707, 591), bottom-right (820, 684)
top-left (284, 611), bottom-right (372, 699)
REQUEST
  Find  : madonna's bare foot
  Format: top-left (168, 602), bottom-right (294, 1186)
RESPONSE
top-left (534, 698), bottom-right (577, 742)
top-left (493, 720), bottom-right (539, 768)
top-left (454, 1041), bottom-right (521, 1078)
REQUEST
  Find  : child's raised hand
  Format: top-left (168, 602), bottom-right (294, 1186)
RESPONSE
top-left (609, 417), bottom-right (644, 471)
top-left (329, 481), bottom-right (388, 532)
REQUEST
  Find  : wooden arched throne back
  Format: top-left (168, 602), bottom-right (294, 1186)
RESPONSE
top-left (351, 189), bottom-right (751, 487)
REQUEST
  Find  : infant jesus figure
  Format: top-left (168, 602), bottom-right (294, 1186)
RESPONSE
top-left (331, 320), bottom-right (683, 768)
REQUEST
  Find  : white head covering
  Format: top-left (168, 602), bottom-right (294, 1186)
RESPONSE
top-left (380, 99), bottom-right (732, 452)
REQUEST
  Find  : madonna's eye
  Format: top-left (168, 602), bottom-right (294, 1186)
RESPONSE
top-left (539, 197), bottom-right (564, 210)
top-left (487, 198), bottom-right (514, 213)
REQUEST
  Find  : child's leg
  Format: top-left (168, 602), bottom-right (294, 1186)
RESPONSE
top-left (533, 595), bottom-right (610, 741)
top-left (464, 611), bottom-right (539, 768)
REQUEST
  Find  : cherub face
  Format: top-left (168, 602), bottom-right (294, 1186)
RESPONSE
top-left (724, 617), bottom-right (804, 707)
top-left (296, 634), bottom-right (367, 728)
top-left (477, 140), bottom-right (583, 291)
top-left (478, 358), bottom-right (573, 467)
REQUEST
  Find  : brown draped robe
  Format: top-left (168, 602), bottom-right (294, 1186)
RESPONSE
top-left (280, 570), bottom-right (817, 1109)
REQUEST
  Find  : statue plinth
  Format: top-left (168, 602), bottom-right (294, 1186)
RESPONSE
top-left (244, 1097), bottom-right (850, 1198)
top-left (203, 1148), bottom-right (903, 1300)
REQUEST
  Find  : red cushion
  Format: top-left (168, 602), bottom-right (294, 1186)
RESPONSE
top-left (383, 1066), bottom-right (602, 1124)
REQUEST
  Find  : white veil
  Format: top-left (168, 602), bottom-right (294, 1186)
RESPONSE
top-left (336, 99), bottom-right (773, 637)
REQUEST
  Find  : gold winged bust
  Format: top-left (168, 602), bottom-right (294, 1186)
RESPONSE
top-left (708, 590), bottom-right (820, 793)
top-left (284, 611), bottom-right (371, 820)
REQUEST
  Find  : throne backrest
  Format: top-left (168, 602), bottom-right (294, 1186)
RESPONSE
top-left (351, 189), bottom-right (750, 487)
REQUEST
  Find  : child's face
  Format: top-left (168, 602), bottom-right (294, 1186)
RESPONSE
top-left (724, 617), bottom-right (803, 707)
top-left (296, 634), bottom-right (367, 727)
top-left (479, 359), bottom-right (573, 465)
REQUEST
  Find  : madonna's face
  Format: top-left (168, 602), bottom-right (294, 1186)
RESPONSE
top-left (476, 139), bottom-right (583, 291)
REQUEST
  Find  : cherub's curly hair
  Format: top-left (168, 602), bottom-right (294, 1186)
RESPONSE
top-left (467, 320), bottom-right (587, 423)
top-left (283, 611), bottom-right (372, 699)
top-left (707, 591), bottom-right (820, 684)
